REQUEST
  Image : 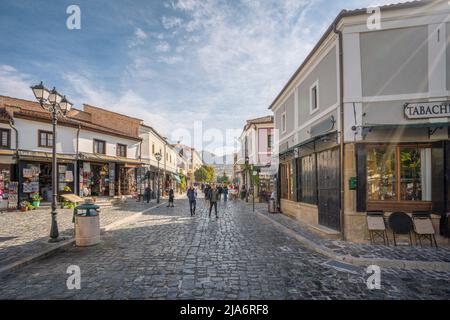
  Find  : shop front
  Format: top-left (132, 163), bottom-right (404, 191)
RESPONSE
top-left (78, 153), bottom-right (143, 198)
top-left (0, 150), bottom-right (18, 211)
top-left (278, 132), bottom-right (341, 230)
top-left (17, 151), bottom-right (76, 203)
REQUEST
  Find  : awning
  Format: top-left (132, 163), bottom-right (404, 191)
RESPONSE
top-left (18, 150), bottom-right (76, 162)
top-left (78, 152), bottom-right (143, 165)
top-left (0, 150), bottom-right (16, 164)
top-left (172, 173), bottom-right (181, 184)
top-left (280, 131), bottom-right (338, 157)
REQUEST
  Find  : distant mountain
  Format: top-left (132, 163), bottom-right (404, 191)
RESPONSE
top-left (201, 151), bottom-right (235, 165)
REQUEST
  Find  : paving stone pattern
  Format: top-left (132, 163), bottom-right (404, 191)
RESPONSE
top-left (0, 199), bottom-right (449, 299)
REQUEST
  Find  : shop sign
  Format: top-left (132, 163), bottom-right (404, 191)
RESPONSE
top-left (404, 101), bottom-right (450, 119)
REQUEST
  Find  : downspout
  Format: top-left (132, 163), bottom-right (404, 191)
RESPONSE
top-left (334, 22), bottom-right (346, 240)
top-left (8, 118), bottom-right (19, 208)
top-left (76, 124), bottom-right (81, 196)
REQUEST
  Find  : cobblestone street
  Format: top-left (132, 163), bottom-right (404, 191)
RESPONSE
top-left (0, 198), bottom-right (449, 300)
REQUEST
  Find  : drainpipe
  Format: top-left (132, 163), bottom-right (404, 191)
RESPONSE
top-left (76, 124), bottom-right (81, 196)
top-left (8, 118), bottom-right (19, 208)
top-left (334, 23), bottom-right (346, 240)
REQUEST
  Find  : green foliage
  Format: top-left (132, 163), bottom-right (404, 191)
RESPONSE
top-left (217, 173), bottom-right (230, 184)
top-left (194, 165), bottom-right (215, 183)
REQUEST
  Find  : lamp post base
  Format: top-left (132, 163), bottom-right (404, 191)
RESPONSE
top-left (48, 237), bottom-right (66, 243)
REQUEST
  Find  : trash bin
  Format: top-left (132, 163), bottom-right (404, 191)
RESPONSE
top-left (73, 203), bottom-right (101, 247)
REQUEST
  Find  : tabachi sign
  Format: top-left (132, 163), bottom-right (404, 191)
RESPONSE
top-left (404, 101), bottom-right (450, 119)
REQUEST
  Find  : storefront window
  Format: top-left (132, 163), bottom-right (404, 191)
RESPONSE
top-left (367, 145), bottom-right (432, 202)
top-left (367, 147), bottom-right (396, 201)
top-left (400, 147), bottom-right (431, 201)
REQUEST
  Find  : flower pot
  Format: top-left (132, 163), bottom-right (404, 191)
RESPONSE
top-left (20, 207), bottom-right (27, 212)
top-left (32, 201), bottom-right (40, 208)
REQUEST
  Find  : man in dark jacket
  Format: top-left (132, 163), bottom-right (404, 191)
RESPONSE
top-left (209, 184), bottom-right (219, 219)
top-left (187, 185), bottom-right (197, 216)
top-left (167, 188), bottom-right (175, 207)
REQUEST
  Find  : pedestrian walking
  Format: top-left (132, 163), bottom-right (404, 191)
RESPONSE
top-left (223, 185), bottom-right (229, 202)
top-left (187, 185), bottom-right (197, 216)
top-left (204, 184), bottom-right (211, 204)
top-left (145, 186), bottom-right (152, 203)
top-left (208, 184), bottom-right (219, 219)
top-left (167, 188), bottom-right (175, 207)
top-left (218, 185), bottom-right (223, 201)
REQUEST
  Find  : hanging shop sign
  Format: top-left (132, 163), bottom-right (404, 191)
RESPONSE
top-left (404, 101), bottom-right (450, 119)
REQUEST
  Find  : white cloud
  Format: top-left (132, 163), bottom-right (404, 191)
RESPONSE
top-left (135, 27), bottom-right (148, 40)
top-left (161, 16), bottom-right (183, 29)
top-left (0, 65), bottom-right (35, 100)
top-left (155, 41), bottom-right (171, 52)
top-left (129, 27), bottom-right (148, 47)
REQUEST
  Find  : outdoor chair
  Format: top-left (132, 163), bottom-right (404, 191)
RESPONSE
top-left (412, 211), bottom-right (438, 248)
top-left (366, 211), bottom-right (389, 245)
top-left (388, 212), bottom-right (414, 246)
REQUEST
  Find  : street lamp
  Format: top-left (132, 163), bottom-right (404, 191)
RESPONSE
top-left (31, 82), bottom-right (73, 243)
top-left (155, 152), bottom-right (162, 204)
top-left (244, 156), bottom-right (249, 203)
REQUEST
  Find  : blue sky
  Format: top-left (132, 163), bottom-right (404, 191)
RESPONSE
top-left (0, 0), bottom-right (403, 154)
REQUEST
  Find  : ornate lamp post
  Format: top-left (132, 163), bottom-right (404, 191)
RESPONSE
top-left (31, 82), bottom-right (73, 242)
top-left (244, 156), bottom-right (249, 203)
top-left (155, 152), bottom-right (162, 204)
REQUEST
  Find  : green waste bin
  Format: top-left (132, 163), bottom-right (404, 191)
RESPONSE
top-left (73, 203), bottom-right (100, 247)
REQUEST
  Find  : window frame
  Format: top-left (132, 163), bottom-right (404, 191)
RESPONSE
top-left (93, 139), bottom-right (106, 155)
top-left (309, 80), bottom-right (320, 115)
top-left (117, 143), bottom-right (127, 158)
top-left (366, 143), bottom-right (433, 211)
top-left (38, 130), bottom-right (53, 148)
top-left (0, 128), bottom-right (11, 149)
top-left (281, 111), bottom-right (287, 134)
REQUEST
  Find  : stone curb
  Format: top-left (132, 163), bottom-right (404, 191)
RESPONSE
top-left (0, 201), bottom-right (167, 276)
top-left (255, 210), bottom-right (450, 272)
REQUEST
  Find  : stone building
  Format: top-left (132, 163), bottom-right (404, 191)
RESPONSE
top-left (270, 0), bottom-right (450, 243)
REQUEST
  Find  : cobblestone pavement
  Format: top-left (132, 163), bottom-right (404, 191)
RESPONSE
top-left (255, 204), bottom-right (450, 263)
top-left (0, 199), bottom-right (449, 300)
top-left (0, 200), bottom-right (160, 268)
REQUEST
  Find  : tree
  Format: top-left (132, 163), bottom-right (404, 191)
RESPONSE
top-left (194, 165), bottom-right (215, 183)
top-left (217, 173), bottom-right (230, 184)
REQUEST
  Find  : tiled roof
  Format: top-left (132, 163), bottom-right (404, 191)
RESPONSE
top-left (13, 109), bottom-right (142, 141)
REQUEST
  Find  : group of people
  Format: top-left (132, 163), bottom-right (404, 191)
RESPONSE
top-left (185, 183), bottom-right (236, 219)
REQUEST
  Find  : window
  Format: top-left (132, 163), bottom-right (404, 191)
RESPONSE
top-left (152, 143), bottom-right (155, 155)
top-left (280, 162), bottom-right (293, 200)
top-left (94, 139), bottom-right (106, 154)
top-left (367, 145), bottom-right (432, 202)
top-left (0, 129), bottom-right (10, 149)
top-left (117, 144), bottom-right (127, 157)
top-left (310, 81), bottom-right (319, 114)
top-left (281, 112), bottom-right (286, 133)
top-left (38, 130), bottom-right (53, 148)
top-left (267, 133), bottom-right (273, 150)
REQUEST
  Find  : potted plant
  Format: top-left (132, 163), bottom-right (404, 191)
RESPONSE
top-left (19, 201), bottom-right (28, 212)
top-left (23, 201), bottom-right (35, 211)
top-left (31, 193), bottom-right (42, 208)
